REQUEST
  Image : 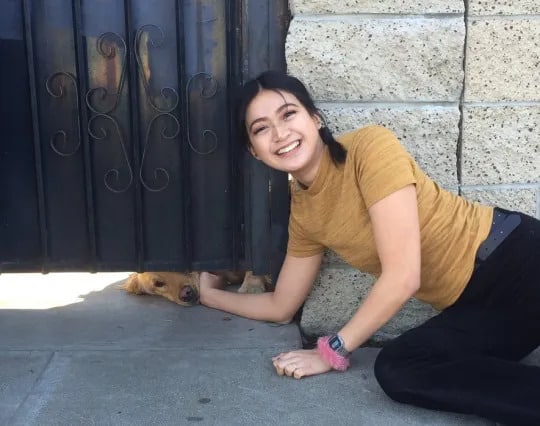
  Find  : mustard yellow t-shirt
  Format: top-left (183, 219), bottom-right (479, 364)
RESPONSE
top-left (287, 125), bottom-right (493, 310)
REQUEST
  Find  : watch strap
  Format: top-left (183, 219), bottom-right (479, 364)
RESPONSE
top-left (317, 336), bottom-right (350, 371)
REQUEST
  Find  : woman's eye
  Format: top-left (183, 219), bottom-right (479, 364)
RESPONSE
top-left (283, 110), bottom-right (296, 119)
top-left (253, 126), bottom-right (267, 135)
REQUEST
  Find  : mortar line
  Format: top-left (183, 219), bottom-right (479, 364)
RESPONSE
top-left (315, 101), bottom-right (540, 107)
top-left (295, 13), bottom-right (464, 21)
top-left (461, 183), bottom-right (540, 190)
top-left (465, 101), bottom-right (540, 107)
top-left (316, 101), bottom-right (459, 108)
top-left (470, 14), bottom-right (540, 20)
top-left (456, 0), bottom-right (470, 195)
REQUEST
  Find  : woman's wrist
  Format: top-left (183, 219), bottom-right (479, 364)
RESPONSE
top-left (316, 335), bottom-right (351, 371)
top-left (199, 287), bottom-right (220, 307)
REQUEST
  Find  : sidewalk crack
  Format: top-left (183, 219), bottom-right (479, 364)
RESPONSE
top-left (6, 351), bottom-right (56, 425)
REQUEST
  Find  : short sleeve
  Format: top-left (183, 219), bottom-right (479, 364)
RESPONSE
top-left (353, 126), bottom-right (417, 209)
top-left (286, 205), bottom-right (325, 257)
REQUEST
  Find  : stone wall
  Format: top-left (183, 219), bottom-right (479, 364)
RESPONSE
top-left (285, 1), bottom-right (540, 343)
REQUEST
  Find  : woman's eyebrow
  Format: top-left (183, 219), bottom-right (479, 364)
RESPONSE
top-left (248, 102), bottom-right (299, 132)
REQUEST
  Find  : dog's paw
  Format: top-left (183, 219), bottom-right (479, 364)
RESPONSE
top-left (237, 280), bottom-right (266, 293)
top-left (237, 272), bottom-right (269, 294)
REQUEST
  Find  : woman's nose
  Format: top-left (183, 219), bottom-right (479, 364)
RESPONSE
top-left (274, 122), bottom-right (290, 141)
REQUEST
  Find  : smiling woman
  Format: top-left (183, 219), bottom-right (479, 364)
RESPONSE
top-left (197, 70), bottom-right (540, 425)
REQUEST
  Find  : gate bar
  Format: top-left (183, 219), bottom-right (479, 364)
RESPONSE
top-left (22, 0), bottom-right (49, 273)
top-left (226, 0), bottom-right (242, 270)
top-left (268, 0), bottom-right (290, 279)
top-left (72, 0), bottom-right (97, 271)
top-left (175, 1), bottom-right (192, 270)
top-left (124, 0), bottom-right (145, 270)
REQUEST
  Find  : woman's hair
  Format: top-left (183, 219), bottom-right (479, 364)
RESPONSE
top-left (237, 70), bottom-right (347, 164)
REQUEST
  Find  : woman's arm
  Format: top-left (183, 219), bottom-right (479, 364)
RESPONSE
top-left (338, 184), bottom-right (421, 352)
top-left (272, 184), bottom-right (421, 379)
top-left (199, 252), bottom-right (323, 324)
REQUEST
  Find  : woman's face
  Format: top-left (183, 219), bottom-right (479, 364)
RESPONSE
top-left (245, 89), bottom-right (324, 186)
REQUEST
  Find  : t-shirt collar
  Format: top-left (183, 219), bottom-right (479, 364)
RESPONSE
top-left (293, 145), bottom-right (330, 196)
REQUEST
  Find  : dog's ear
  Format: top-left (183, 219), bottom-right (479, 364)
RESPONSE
top-left (122, 273), bottom-right (146, 295)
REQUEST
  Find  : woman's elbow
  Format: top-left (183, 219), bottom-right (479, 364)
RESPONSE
top-left (274, 317), bottom-right (294, 325)
top-left (384, 268), bottom-right (420, 298)
top-left (268, 296), bottom-right (296, 324)
top-left (404, 270), bottom-right (421, 295)
top-left (271, 308), bottom-right (295, 325)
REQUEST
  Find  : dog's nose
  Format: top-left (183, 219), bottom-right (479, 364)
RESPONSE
top-left (179, 286), bottom-right (197, 303)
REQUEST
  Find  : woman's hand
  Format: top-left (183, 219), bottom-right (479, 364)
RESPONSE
top-left (272, 348), bottom-right (332, 379)
top-left (198, 272), bottom-right (227, 306)
top-left (199, 272), bottom-right (227, 290)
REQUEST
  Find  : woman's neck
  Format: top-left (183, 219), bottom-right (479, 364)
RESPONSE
top-left (291, 142), bottom-right (326, 189)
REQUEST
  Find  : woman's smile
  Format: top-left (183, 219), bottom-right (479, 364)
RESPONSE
top-left (276, 140), bottom-right (301, 155)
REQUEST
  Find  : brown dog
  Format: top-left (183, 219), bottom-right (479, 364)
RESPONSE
top-left (122, 270), bottom-right (272, 306)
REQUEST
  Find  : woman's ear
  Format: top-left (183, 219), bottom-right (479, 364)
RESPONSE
top-left (313, 113), bottom-right (323, 129)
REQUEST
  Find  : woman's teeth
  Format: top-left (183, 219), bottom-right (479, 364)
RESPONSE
top-left (277, 141), bottom-right (300, 155)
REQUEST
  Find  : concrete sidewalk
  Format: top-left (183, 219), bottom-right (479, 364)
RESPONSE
top-left (0, 273), bottom-right (531, 425)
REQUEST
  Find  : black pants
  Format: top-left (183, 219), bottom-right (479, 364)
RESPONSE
top-left (374, 209), bottom-right (540, 426)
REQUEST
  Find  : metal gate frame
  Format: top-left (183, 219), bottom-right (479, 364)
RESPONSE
top-left (0, 0), bottom-right (290, 275)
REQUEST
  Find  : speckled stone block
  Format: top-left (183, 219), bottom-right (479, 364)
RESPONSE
top-left (300, 266), bottom-right (438, 344)
top-left (461, 106), bottom-right (540, 185)
top-left (323, 250), bottom-right (348, 267)
top-left (320, 104), bottom-right (460, 188)
top-left (465, 18), bottom-right (540, 102)
top-left (286, 17), bottom-right (464, 102)
top-left (461, 188), bottom-right (539, 217)
top-left (469, 0), bottom-right (540, 15)
top-left (291, 0), bottom-right (464, 14)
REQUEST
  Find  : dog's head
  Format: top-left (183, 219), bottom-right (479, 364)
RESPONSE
top-left (122, 272), bottom-right (200, 306)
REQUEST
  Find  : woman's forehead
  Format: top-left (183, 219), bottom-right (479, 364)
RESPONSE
top-left (247, 89), bottom-right (300, 117)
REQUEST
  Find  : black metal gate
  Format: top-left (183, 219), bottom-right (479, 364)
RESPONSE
top-left (0, 0), bottom-right (290, 275)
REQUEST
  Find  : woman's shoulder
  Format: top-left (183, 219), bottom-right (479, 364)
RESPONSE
top-left (337, 125), bottom-right (398, 152)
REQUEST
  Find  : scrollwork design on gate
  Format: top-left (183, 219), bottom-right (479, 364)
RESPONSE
top-left (88, 113), bottom-right (133, 193)
top-left (85, 32), bottom-right (133, 193)
top-left (135, 24), bottom-right (179, 113)
top-left (46, 24), bottom-right (219, 193)
top-left (85, 32), bottom-right (127, 115)
top-left (186, 72), bottom-right (219, 155)
top-left (45, 71), bottom-right (81, 157)
top-left (134, 24), bottom-right (182, 192)
top-left (139, 113), bottom-right (180, 192)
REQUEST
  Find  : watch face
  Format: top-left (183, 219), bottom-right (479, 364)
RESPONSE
top-left (329, 335), bottom-right (342, 350)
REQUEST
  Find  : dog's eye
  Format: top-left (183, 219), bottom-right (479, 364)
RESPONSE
top-left (154, 280), bottom-right (166, 288)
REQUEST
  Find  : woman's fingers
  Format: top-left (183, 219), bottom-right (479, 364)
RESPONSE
top-left (293, 367), bottom-right (305, 379)
top-left (272, 349), bottom-right (332, 379)
top-left (272, 353), bottom-right (298, 376)
top-left (271, 352), bottom-right (286, 362)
